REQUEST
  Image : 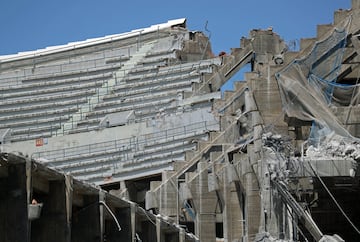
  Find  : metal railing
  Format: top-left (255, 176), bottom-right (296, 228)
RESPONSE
top-left (0, 45), bottom-right (134, 87)
top-left (31, 120), bottom-right (218, 162)
top-left (2, 33), bottom-right (221, 142)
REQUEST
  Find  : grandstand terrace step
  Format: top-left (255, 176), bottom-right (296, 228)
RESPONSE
top-left (47, 151), bottom-right (191, 184)
top-left (223, 90), bottom-right (235, 100)
top-left (55, 155), bottom-right (127, 175)
top-left (33, 119), bottom-right (213, 183)
top-left (283, 51), bottom-right (299, 63)
top-left (144, 47), bottom-right (178, 58)
top-left (46, 145), bottom-right (131, 165)
top-left (300, 38), bottom-right (317, 51)
top-left (0, 114), bottom-right (70, 130)
top-left (129, 141), bottom-right (198, 166)
top-left (2, 116), bottom-right (70, 142)
top-left (123, 60), bottom-right (215, 84)
top-left (122, 149), bottom-right (186, 168)
top-left (0, 72), bottom-right (113, 94)
top-left (11, 123), bottom-right (62, 136)
top-left (139, 57), bottom-right (169, 67)
top-left (0, 89), bottom-right (96, 108)
top-left (18, 63), bottom-right (121, 85)
top-left (86, 156), bottom-right (180, 184)
top-left (0, 97), bottom-right (87, 114)
top-left (334, 8), bottom-right (352, 25)
top-left (317, 24), bottom-right (335, 39)
top-left (106, 75), bottom-right (196, 100)
top-left (9, 132), bottom-right (54, 143)
top-left (0, 106), bottom-right (78, 123)
top-left (93, 90), bottom-right (180, 112)
top-left (68, 164), bottom-right (115, 178)
top-left (127, 65), bottom-right (160, 75)
top-left (1, 81), bottom-right (103, 100)
top-left (142, 131), bottom-right (207, 149)
top-left (73, 105), bottom-right (178, 131)
top-left (84, 97), bottom-right (176, 120)
top-left (102, 85), bottom-right (192, 109)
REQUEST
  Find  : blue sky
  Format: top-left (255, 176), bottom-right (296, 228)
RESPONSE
top-left (0, 0), bottom-right (351, 56)
top-left (0, 1), bottom-right (352, 90)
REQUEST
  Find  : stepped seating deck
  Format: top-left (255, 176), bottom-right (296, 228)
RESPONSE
top-left (0, 58), bottom-right (126, 142)
top-left (33, 120), bottom-right (211, 183)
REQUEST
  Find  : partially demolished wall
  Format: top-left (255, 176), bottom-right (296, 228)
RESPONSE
top-left (147, 1), bottom-right (360, 241)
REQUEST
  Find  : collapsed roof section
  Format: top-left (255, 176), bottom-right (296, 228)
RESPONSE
top-left (275, 15), bottom-right (359, 140)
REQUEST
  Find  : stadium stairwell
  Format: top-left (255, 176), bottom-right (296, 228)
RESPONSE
top-left (57, 41), bottom-right (156, 135)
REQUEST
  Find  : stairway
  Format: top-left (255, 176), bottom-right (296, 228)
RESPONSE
top-left (57, 41), bottom-right (156, 134)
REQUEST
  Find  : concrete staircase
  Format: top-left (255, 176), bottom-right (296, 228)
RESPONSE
top-left (57, 41), bottom-right (156, 134)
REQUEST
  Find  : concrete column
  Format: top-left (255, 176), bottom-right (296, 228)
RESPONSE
top-left (99, 191), bottom-right (106, 242)
top-left (131, 203), bottom-right (136, 242)
top-left (156, 216), bottom-right (162, 242)
top-left (223, 173), bottom-right (243, 241)
top-left (179, 227), bottom-right (186, 242)
top-left (353, 0), bottom-right (360, 9)
top-left (65, 175), bottom-right (73, 242)
top-left (159, 171), bottom-right (177, 219)
top-left (246, 145), bottom-right (261, 241)
top-left (139, 219), bottom-right (157, 242)
top-left (195, 161), bottom-right (217, 242)
top-left (106, 206), bottom-right (131, 241)
top-left (0, 162), bottom-right (29, 242)
top-left (31, 180), bottom-right (71, 242)
top-left (71, 195), bottom-right (101, 242)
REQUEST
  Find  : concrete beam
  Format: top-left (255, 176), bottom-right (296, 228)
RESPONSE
top-left (291, 159), bottom-right (356, 177)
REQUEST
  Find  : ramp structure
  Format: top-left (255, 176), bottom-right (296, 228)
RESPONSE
top-left (1, 1), bottom-right (360, 241)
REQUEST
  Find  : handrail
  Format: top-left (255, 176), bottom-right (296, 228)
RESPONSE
top-left (2, 40), bottom-right (221, 141)
top-left (0, 44), bottom-right (135, 85)
top-left (58, 60), bottom-right (214, 133)
top-left (32, 120), bottom-right (218, 161)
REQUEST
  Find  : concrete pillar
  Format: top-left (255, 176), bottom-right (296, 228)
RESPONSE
top-left (159, 171), bottom-right (177, 219)
top-left (156, 216), bottom-right (162, 242)
top-left (223, 170), bottom-right (243, 241)
top-left (179, 227), bottom-right (186, 242)
top-left (31, 180), bottom-right (71, 242)
top-left (0, 162), bottom-right (29, 242)
top-left (105, 206), bottom-right (131, 241)
top-left (65, 175), bottom-right (73, 241)
top-left (223, 159), bottom-right (245, 242)
top-left (246, 145), bottom-right (261, 241)
top-left (195, 161), bottom-right (217, 242)
top-left (99, 191), bottom-right (105, 242)
top-left (71, 195), bottom-right (101, 242)
top-left (353, 0), bottom-right (360, 9)
top-left (139, 219), bottom-right (157, 242)
top-left (131, 203), bottom-right (136, 242)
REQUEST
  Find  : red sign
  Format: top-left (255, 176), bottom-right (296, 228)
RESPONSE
top-left (35, 138), bottom-right (44, 147)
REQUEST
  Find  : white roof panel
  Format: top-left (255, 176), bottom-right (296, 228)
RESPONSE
top-left (0, 18), bottom-right (186, 62)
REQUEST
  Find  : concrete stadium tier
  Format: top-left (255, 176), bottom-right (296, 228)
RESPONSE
top-left (1, 1), bottom-right (360, 240)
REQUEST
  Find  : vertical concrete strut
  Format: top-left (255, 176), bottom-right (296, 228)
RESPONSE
top-left (64, 174), bottom-right (73, 242)
top-left (244, 89), bottom-right (263, 240)
top-left (131, 202), bottom-right (136, 242)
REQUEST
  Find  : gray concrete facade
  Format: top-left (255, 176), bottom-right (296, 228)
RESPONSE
top-left (1, 2), bottom-right (360, 241)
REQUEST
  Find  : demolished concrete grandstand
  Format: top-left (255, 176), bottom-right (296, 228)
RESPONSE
top-left (1, 1), bottom-right (360, 241)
